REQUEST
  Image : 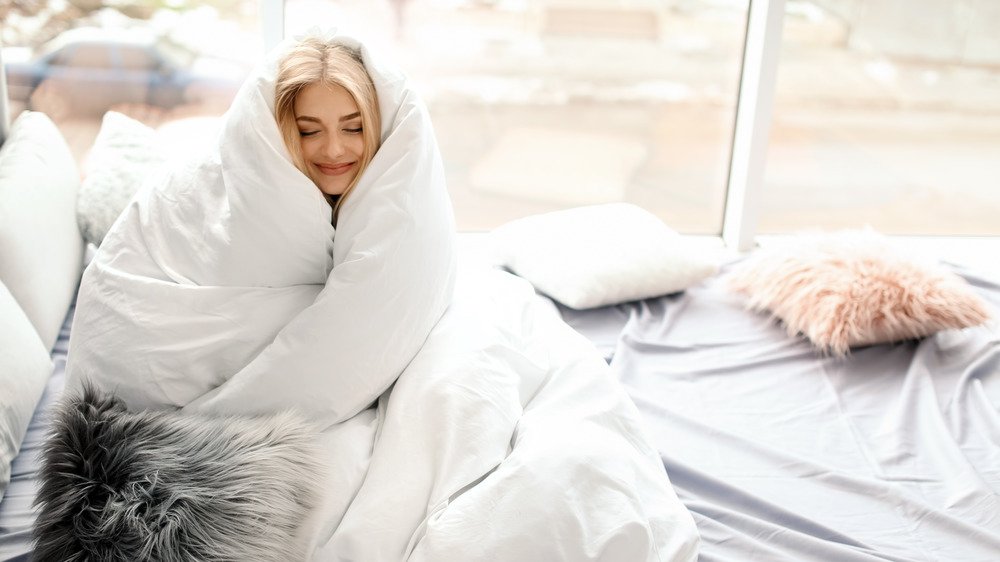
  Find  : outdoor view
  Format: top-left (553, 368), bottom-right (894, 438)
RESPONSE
top-left (1, 0), bottom-right (261, 162)
top-left (762, 0), bottom-right (1000, 236)
top-left (3, 0), bottom-right (998, 235)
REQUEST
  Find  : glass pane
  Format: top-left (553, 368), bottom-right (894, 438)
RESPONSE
top-left (63, 44), bottom-right (115, 68)
top-left (286, 0), bottom-right (749, 233)
top-left (118, 46), bottom-right (160, 71)
top-left (762, 0), bottom-right (1000, 236)
top-left (1, 3), bottom-right (259, 167)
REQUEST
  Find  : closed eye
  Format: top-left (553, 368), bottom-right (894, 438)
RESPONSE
top-left (299, 130), bottom-right (319, 137)
top-left (344, 127), bottom-right (362, 134)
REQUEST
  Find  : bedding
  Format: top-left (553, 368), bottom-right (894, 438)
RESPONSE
top-left (0, 300), bottom-right (71, 561)
top-left (0, 281), bottom-right (52, 502)
top-left (555, 259), bottom-right (1000, 562)
top-left (4, 247), bottom-right (998, 561)
top-left (490, 203), bottom-right (719, 309)
top-left (0, 111), bottom-right (84, 351)
top-left (727, 229), bottom-right (991, 355)
top-left (76, 111), bottom-right (166, 247)
top-left (35, 385), bottom-right (326, 561)
top-left (76, 111), bottom-right (221, 248)
top-left (56, 29), bottom-right (698, 561)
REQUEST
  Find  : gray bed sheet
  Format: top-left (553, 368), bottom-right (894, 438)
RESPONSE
top-left (556, 262), bottom-right (1000, 562)
top-left (0, 305), bottom-right (71, 562)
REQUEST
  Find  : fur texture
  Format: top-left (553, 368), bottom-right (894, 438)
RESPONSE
top-left (33, 384), bottom-right (326, 561)
top-left (727, 229), bottom-right (992, 356)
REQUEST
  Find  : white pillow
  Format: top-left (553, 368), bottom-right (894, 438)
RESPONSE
top-left (78, 111), bottom-right (165, 247)
top-left (0, 280), bottom-right (54, 500)
top-left (489, 203), bottom-right (719, 309)
top-left (0, 111), bottom-right (84, 350)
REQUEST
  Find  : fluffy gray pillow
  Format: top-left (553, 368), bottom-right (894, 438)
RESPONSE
top-left (0, 111), bottom-right (84, 350)
top-left (34, 384), bottom-right (327, 561)
top-left (77, 111), bottom-right (165, 247)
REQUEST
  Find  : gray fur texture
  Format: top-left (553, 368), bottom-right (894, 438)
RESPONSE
top-left (33, 384), bottom-right (326, 561)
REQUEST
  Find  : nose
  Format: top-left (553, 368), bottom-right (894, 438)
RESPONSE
top-left (323, 134), bottom-right (345, 159)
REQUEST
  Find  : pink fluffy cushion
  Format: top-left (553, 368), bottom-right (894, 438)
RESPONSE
top-left (727, 230), bottom-right (992, 356)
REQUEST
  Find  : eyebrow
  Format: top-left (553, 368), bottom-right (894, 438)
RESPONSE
top-left (295, 112), bottom-right (361, 124)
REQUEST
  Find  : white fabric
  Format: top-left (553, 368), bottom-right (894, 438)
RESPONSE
top-left (0, 280), bottom-right (53, 500)
top-left (314, 267), bottom-right (700, 561)
top-left (77, 111), bottom-right (166, 247)
top-left (490, 203), bottom-right (719, 309)
top-left (66, 31), bottom-right (698, 560)
top-left (0, 111), bottom-right (84, 350)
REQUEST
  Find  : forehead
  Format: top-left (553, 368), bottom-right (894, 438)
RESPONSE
top-left (294, 82), bottom-right (359, 119)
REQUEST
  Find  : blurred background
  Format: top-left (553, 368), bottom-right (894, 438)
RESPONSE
top-left (3, 0), bottom-right (999, 235)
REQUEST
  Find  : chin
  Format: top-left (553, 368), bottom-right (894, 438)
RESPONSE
top-left (321, 185), bottom-right (348, 197)
top-left (313, 177), bottom-right (350, 197)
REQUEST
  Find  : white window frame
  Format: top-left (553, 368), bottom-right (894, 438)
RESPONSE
top-left (723, 0), bottom-right (785, 252)
top-left (259, 0), bottom-right (284, 55)
top-left (0, 42), bottom-right (10, 145)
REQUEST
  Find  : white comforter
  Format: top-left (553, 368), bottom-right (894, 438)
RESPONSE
top-left (311, 265), bottom-right (699, 561)
top-left (65, 30), bottom-right (699, 561)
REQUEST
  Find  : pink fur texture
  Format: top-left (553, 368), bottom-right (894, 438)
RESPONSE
top-left (728, 230), bottom-right (992, 356)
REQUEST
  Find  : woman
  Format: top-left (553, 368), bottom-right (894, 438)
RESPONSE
top-left (65, 28), bottom-right (457, 423)
top-left (46, 28), bottom-right (459, 560)
top-left (56, 31), bottom-right (695, 562)
top-left (274, 38), bottom-right (381, 222)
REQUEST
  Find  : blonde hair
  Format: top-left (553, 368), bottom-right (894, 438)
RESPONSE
top-left (275, 37), bottom-right (381, 222)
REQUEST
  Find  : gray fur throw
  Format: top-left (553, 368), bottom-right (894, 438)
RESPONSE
top-left (33, 384), bottom-right (326, 561)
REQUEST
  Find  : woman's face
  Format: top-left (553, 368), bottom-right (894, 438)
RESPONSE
top-left (294, 82), bottom-right (365, 196)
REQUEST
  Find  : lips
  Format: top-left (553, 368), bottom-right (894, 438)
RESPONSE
top-left (314, 162), bottom-right (355, 176)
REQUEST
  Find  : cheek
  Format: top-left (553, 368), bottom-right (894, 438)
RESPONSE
top-left (299, 138), bottom-right (316, 160)
top-left (349, 137), bottom-right (365, 157)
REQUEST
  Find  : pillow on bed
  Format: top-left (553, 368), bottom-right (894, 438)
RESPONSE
top-left (0, 110), bottom-right (84, 351)
top-left (0, 280), bottom-right (54, 501)
top-left (727, 229), bottom-right (992, 356)
top-left (490, 203), bottom-right (719, 309)
top-left (77, 111), bottom-right (165, 247)
top-left (34, 384), bottom-right (326, 560)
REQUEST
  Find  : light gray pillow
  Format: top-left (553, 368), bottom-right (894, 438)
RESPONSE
top-left (0, 110), bottom-right (83, 350)
top-left (77, 111), bottom-right (165, 247)
top-left (490, 203), bottom-right (720, 309)
top-left (0, 280), bottom-right (53, 501)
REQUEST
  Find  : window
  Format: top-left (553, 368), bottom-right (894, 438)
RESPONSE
top-left (58, 44), bottom-right (114, 69)
top-left (6, 1), bottom-right (995, 243)
top-left (285, 0), bottom-right (750, 233)
top-left (760, 0), bottom-right (1000, 236)
top-left (2, 4), bottom-right (259, 163)
top-left (118, 46), bottom-right (159, 71)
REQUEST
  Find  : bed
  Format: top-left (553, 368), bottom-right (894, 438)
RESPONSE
top-left (1, 91), bottom-right (998, 562)
top-left (553, 258), bottom-right (1000, 562)
top-left (0, 305), bottom-right (72, 562)
top-left (2, 245), bottom-right (999, 561)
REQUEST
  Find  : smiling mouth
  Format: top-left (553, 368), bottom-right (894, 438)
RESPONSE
top-left (315, 162), bottom-right (355, 176)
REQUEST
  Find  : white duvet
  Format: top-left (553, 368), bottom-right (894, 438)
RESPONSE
top-left (65, 30), bottom-right (699, 561)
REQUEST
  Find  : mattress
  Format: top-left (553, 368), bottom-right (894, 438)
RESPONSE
top-left (3, 259), bottom-right (998, 561)
top-left (555, 261), bottom-right (1000, 562)
top-left (0, 304), bottom-right (71, 561)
